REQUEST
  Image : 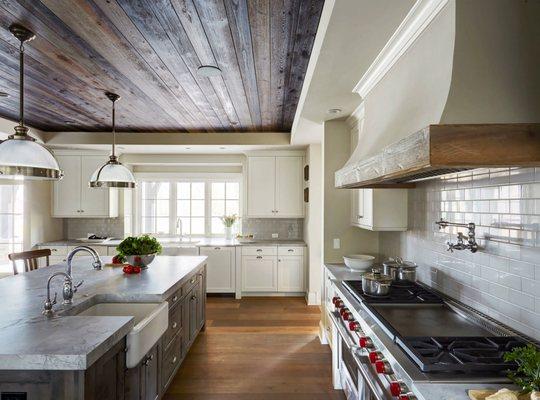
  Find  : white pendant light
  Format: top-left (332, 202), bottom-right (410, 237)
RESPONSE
top-left (0, 24), bottom-right (63, 180)
top-left (89, 92), bottom-right (135, 189)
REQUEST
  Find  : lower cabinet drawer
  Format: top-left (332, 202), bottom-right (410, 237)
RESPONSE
top-left (181, 273), bottom-right (200, 294)
top-left (163, 302), bottom-right (183, 349)
top-left (161, 333), bottom-right (183, 390)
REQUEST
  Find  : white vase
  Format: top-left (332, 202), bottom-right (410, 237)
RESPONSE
top-left (225, 226), bottom-right (232, 240)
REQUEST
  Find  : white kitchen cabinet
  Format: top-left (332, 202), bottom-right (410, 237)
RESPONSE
top-left (199, 246), bottom-right (235, 293)
top-left (246, 155), bottom-right (303, 218)
top-left (242, 255), bottom-right (278, 292)
top-left (277, 256), bottom-right (304, 292)
top-left (351, 188), bottom-right (408, 231)
top-left (52, 153), bottom-right (118, 218)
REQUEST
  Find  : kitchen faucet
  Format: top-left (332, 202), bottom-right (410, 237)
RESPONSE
top-left (435, 219), bottom-right (478, 253)
top-left (66, 245), bottom-right (102, 277)
top-left (42, 271), bottom-right (82, 316)
top-left (176, 217), bottom-right (183, 242)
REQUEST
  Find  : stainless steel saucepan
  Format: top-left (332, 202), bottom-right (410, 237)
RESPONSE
top-left (382, 257), bottom-right (417, 285)
top-left (361, 268), bottom-right (393, 296)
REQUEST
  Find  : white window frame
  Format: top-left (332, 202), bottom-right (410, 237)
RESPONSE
top-left (133, 173), bottom-right (243, 238)
top-left (0, 181), bottom-right (24, 267)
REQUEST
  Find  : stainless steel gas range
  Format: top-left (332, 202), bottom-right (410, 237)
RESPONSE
top-left (325, 272), bottom-right (537, 400)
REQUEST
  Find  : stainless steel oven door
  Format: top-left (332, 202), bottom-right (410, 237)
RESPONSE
top-left (329, 310), bottom-right (393, 400)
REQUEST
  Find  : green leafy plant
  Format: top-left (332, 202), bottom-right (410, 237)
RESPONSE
top-left (504, 344), bottom-right (540, 393)
top-left (116, 235), bottom-right (162, 257)
top-left (220, 214), bottom-right (238, 228)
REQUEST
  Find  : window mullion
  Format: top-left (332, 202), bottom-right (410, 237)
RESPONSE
top-left (205, 181), bottom-right (211, 236)
top-left (170, 182), bottom-right (177, 236)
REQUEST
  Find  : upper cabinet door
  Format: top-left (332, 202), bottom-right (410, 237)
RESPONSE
top-left (53, 155), bottom-right (82, 217)
top-left (80, 155), bottom-right (116, 217)
top-left (247, 156), bottom-right (276, 217)
top-left (275, 157), bottom-right (304, 218)
top-left (351, 188), bottom-right (407, 231)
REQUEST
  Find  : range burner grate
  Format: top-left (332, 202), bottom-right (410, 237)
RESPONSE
top-left (343, 280), bottom-right (444, 304)
top-left (397, 336), bottom-right (527, 373)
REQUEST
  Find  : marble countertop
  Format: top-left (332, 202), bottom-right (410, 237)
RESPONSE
top-left (324, 263), bottom-right (520, 400)
top-left (38, 237), bottom-right (307, 248)
top-left (0, 255), bottom-right (206, 371)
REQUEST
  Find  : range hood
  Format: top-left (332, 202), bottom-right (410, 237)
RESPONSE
top-left (336, 0), bottom-right (540, 189)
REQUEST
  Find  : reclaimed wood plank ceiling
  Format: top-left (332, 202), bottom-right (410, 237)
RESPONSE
top-left (0, 0), bottom-right (324, 133)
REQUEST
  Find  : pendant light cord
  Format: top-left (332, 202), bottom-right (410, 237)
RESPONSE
top-left (111, 98), bottom-right (116, 158)
top-left (19, 41), bottom-right (24, 129)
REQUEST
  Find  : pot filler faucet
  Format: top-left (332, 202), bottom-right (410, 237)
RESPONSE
top-left (435, 219), bottom-right (479, 253)
top-left (42, 246), bottom-right (102, 316)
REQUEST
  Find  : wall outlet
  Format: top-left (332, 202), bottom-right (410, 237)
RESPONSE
top-left (333, 238), bottom-right (340, 249)
top-left (271, 233), bottom-right (279, 239)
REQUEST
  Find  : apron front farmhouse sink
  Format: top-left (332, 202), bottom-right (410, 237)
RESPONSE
top-left (76, 302), bottom-right (169, 368)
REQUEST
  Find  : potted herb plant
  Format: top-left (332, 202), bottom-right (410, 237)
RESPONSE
top-left (220, 214), bottom-right (238, 240)
top-left (504, 344), bottom-right (540, 399)
top-left (116, 235), bottom-right (162, 269)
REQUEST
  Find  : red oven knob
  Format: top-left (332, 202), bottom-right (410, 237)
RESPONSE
top-left (390, 381), bottom-right (408, 396)
top-left (332, 296), bottom-right (340, 304)
top-left (359, 336), bottom-right (373, 348)
top-left (348, 321), bottom-right (360, 332)
top-left (374, 360), bottom-right (392, 374)
top-left (398, 395), bottom-right (417, 400)
top-left (339, 307), bottom-right (348, 316)
top-left (368, 351), bottom-right (382, 363)
top-left (335, 300), bottom-right (344, 309)
top-left (342, 311), bottom-right (352, 321)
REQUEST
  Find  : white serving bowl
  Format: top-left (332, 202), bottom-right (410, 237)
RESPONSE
top-left (343, 254), bottom-right (375, 271)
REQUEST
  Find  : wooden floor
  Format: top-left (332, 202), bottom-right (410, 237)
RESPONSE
top-left (164, 296), bottom-right (345, 400)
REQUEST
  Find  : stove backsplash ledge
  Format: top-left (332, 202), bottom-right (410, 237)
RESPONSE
top-left (379, 167), bottom-right (540, 341)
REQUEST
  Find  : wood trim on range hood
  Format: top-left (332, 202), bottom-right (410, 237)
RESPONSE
top-left (335, 124), bottom-right (540, 189)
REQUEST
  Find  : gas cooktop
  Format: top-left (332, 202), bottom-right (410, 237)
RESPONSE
top-left (396, 336), bottom-right (527, 373)
top-left (343, 280), bottom-right (444, 304)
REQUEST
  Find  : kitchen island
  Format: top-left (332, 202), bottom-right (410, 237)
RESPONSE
top-left (0, 255), bottom-right (207, 400)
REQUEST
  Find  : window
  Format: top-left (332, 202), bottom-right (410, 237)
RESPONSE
top-left (0, 184), bottom-right (24, 262)
top-left (211, 182), bottom-right (239, 234)
top-left (137, 177), bottom-right (240, 237)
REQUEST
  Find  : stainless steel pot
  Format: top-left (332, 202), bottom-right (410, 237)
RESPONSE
top-left (361, 269), bottom-right (393, 296)
top-left (382, 257), bottom-right (417, 284)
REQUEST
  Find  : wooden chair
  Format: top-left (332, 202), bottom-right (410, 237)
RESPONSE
top-left (8, 249), bottom-right (52, 275)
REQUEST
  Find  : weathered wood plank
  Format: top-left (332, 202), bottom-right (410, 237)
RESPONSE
top-left (191, 0), bottom-right (253, 127)
top-left (224, 0), bottom-right (262, 128)
top-left (247, 0), bottom-right (271, 129)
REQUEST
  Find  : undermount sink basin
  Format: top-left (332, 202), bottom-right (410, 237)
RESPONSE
top-left (76, 302), bottom-right (168, 368)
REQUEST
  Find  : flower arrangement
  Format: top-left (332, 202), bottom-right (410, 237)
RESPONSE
top-left (220, 214), bottom-right (238, 227)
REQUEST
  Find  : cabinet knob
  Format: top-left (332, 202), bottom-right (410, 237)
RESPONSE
top-left (190, 278), bottom-right (196, 284)
top-left (214, 247), bottom-right (221, 250)
top-left (172, 296), bottom-right (178, 302)
top-left (357, 215), bottom-right (363, 219)
top-left (191, 295), bottom-right (197, 301)
top-left (172, 322), bottom-right (178, 329)
top-left (172, 356), bottom-right (177, 364)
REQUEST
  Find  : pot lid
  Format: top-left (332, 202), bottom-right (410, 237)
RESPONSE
top-left (383, 257), bottom-right (417, 270)
top-left (363, 269), bottom-right (393, 283)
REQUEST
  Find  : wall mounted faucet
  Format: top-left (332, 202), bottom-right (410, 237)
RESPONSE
top-left (435, 219), bottom-right (478, 253)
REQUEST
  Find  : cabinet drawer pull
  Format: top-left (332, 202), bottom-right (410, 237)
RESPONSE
top-left (256, 249), bottom-right (262, 252)
top-left (287, 249), bottom-right (294, 252)
top-left (256, 255), bottom-right (262, 259)
top-left (214, 247), bottom-right (221, 250)
top-left (172, 295), bottom-right (178, 302)
top-left (172, 356), bottom-right (177, 364)
top-left (51, 249), bottom-right (57, 252)
top-left (172, 321), bottom-right (177, 329)
top-left (190, 278), bottom-right (196, 284)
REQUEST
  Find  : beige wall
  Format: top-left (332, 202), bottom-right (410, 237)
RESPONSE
top-left (304, 143), bottom-right (323, 304)
top-left (24, 181), bottom-right (64, 248)
top-left (323, 120), bottom-right (378, 263)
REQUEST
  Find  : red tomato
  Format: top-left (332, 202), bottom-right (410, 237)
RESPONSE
top-left (132, 266), bottom-right (142, 274)
top-left (123, 265), bottom-right (134, 274)
top-left (112, 255), bottom-right (122, 264)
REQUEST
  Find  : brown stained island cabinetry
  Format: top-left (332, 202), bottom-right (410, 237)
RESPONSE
top-left (0, 265), bottom-right (206, 400)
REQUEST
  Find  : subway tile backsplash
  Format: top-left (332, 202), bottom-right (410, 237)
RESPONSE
top-left (380, 168), bottom-right (540, 340)
top-left (241, 218), bottom-right (303, 240)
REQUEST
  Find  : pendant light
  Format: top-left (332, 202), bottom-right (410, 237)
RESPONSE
top-left (89, 92), bottom-right (135, 189)
top-left (0, 24), bottom-right (63, 180)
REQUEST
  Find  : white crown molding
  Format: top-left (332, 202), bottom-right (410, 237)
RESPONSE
top-left (345, 102), bottom-right (365, 129)
top-left (352, 0), bottom-right (449, 98)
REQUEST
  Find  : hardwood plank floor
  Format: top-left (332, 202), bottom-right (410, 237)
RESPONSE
top-left (164, 297), bottom-right (345, 400)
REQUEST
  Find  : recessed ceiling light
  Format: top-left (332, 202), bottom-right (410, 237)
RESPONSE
top-left (327, 108), bottom-right (342, 115)
top-left (197, 65), bottom-right (221, 77)
top-left (0, 92), bottom-right (9, 98)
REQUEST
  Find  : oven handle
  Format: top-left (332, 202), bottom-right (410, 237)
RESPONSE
top-left (328, 310), bottom-right (394, 400)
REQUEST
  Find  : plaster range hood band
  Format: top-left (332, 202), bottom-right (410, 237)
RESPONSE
top-left (335, 124), bottom-right (540, 189)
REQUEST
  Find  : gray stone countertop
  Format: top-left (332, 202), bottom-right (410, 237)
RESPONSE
top-left (324, 263), bottom-right (521, 400)
top-left (0, 255), bottom-right (206, 371)
top-left (37, 237), bottom-right (307, 248)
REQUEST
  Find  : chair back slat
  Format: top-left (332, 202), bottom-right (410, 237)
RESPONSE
top-left (8, 249), bottom-right (52, 275)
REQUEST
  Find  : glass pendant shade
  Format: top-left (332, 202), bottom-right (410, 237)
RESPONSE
top-left (89, 91), bottom-right (135, 189)
top-left (0, 136), bottom-right (62, 180)
top-left (0, 24), bottom-right (63, 181)
top-left (89, 156), bottom-right (135, 188)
